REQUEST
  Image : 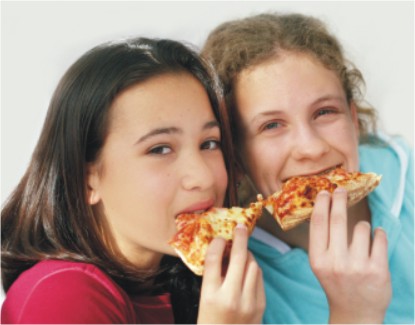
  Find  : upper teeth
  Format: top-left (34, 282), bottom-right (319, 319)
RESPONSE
top-left (317, 165), bottom-right (341, 176)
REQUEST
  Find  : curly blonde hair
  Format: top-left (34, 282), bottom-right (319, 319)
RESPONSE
top-left (202, 12), bottom-right (378, 144)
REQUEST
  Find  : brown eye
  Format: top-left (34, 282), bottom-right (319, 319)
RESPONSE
top-left (201, 140), bottom-right (221, 150)
top-left (148, 145), bottom-right (172, 155)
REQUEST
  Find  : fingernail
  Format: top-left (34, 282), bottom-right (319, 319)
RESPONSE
top-left (334, 187), bottom-right (347, 194)
top-left (236, 223), bottom-right (247, 230)
top-left (318, 190), bottom-right (330, 196)
top-left (374, 227), bottom-right (387, 238)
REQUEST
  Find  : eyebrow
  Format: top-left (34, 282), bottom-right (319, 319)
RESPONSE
top-left (312, 95), bottom-right (346, 105)
top-left (251, 95), bottom-right (346, 123)
top-left (251, 110), bottom-right (283, 124)
top-left (135, 120), bottom-right (220, 144)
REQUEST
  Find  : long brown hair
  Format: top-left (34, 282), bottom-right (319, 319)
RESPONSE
top-left (202, 12), bottom-right (378, 145)
top-left (1, 37), bottom-right (237, 323)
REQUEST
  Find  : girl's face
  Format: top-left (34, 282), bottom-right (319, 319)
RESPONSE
top-left (87, 73), bottom-right (228, 269)
top-left (234, 52), bottom-right (360, 197)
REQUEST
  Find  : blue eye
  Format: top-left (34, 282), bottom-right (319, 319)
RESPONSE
top-left (148, 145), bottom-right (172, 155)
top-left (316, 108), bottom-right (336, 117)
top-left (264, 121), bottom-right (281, 130)
top-left (201, 140), bottom-right (221, 150)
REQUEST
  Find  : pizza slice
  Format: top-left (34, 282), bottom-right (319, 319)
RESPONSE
top-left (264, 167), bottom-right (382, 231)
top-left (169, 200), bottom-right (263, 276)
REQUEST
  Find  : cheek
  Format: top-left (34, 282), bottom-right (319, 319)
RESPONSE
top-left (114, 172), bottom-right (175, 240)
top-left (100, 163), bottom-right (170, 221)
top-left (240, 138), bottom-right (286, 191)
top-left (326, 121), bottom-right (360, 168)
top-left (214, 158), bottom-right (229, 201)
top-left (348, 135), bottom-right (360, 170)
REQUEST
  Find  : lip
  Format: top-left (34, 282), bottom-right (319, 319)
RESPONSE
top-left (282, 164), bottom-right (343, 182)
top-left (176, 199), bottom-right (215, 217)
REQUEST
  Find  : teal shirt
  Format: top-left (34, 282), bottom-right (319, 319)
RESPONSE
top-left (249, 136), bottom-right (414, 324)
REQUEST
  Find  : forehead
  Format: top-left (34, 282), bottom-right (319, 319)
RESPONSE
top-left (238, 51), bottom-right (340, 86)
top-left (108, 73), bottom-right (214, 129)
top-left (234, 52), bottom-right (345, 112)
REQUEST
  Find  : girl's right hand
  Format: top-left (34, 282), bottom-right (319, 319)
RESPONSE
top-left (309, 188), bottom-right (391, 324)
top-left (197, 224), bottom-right (266, 324)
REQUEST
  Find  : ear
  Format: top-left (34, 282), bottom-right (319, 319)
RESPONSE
top-left (350, 101), bottom-right (360, 138)
top-left (86, 163), bottom-right (101, 205)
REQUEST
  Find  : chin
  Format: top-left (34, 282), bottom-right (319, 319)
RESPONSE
top-left (164, 246), bottom-right (178, 257)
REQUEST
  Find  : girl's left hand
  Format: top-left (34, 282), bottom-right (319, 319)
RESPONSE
top-left (309, 188), bottom-right (392, 324)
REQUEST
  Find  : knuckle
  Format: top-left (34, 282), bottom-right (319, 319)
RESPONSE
top-left (199, 293), bottom-right (217, 307)
top-left (240, 302), bottom-right (263, 321)
top-left (240, 304), bottom-right (255, 317)
top-left (314, 259), bottom-right (349, 280)
top-left (204, 251), bottom-right (220, 265)
top-left (223, 300), bottom-right (239, 313)
top-left (330, 212), bottom-right (346, 225)
top-left (331, 262), bottom-right (348, 277)
top-left (231, 240), bottom-right (247, 255)
top-left (232, 247), bottom-right (247, 258)
top-left (309, 258), bottom-right (328, 276)
top-left (311, 213), bottom-right (326, 226)
top-left (350, 263), bottom-right (365, 276)
top-left (204, 247), bottom-right (224, 267)
top-left (368, 263), bottom-right (391, 284)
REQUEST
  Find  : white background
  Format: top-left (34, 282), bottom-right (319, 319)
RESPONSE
top-left (1, 0), bottom-right (414, 301)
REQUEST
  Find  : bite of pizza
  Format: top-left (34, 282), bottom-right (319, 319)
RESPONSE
top-left (264, 167), bottom-right (382, 231)
top-left (169, 200), bottom-right (263, 276)
top-left (169, 167), bottom-right (382, 275)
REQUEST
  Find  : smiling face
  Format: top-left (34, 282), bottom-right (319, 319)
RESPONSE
top-left (234, 52), bottom-right (360, 197)
top-left (87, 73), bottom-right (228, 269)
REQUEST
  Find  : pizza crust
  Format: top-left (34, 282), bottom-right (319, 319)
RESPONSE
top-left (265, 168), bottom-right (382, 231)
top-left (169, 168), bottom-right (382, 275)
top-left (169, 201), bottom-right (264, 276)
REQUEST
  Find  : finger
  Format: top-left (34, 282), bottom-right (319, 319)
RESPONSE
top-left (370, 227), bottom-right (389, 269)
top-left (309, 190), bottom-right (331, 261)
top-left (241, 253), bottom-right (261, 301)
top-left (223, 223), bottom-right (249, 290)
top-left (256, 268), bottom-right (266, 314)
top-left (202, 237), bottom-right (227, 290)
top-left (350, 221), bottom-right (371, 263)
top-left (329, 187), bottom-right (348, 255)
top-left (244, 253), bottom-right (266, 320)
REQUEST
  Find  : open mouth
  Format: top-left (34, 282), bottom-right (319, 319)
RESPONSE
top-left (315, 164), bottom-right (343, 176)
top-left (175, 209), bottom-right (209, 220)
top-left (283, 164), bottom-right (343, 182)
top-left (175, 200), bottom-right (215, 219)
top-left (190, 209), bottom-right (209, 215)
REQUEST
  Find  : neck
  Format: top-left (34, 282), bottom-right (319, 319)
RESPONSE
top-left (256, 198), bottom-right (371, 252)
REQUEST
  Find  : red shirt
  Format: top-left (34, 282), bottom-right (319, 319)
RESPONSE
top-left (1, 260), bottom-right (174, 324)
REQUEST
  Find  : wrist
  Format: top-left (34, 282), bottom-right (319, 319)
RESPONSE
top-left (329, 308), bottom-right (385, 324)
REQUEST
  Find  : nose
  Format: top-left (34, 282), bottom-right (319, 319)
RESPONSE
top-left (291, 125), bottom-right (330, 161)
top-left (181, 152), bottom-right (216, 191)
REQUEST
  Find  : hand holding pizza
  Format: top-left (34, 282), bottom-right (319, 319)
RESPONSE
top-left (309, 188), bottom-right (392, 324)
top-left (197, 224), bottom-right (265, 324)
